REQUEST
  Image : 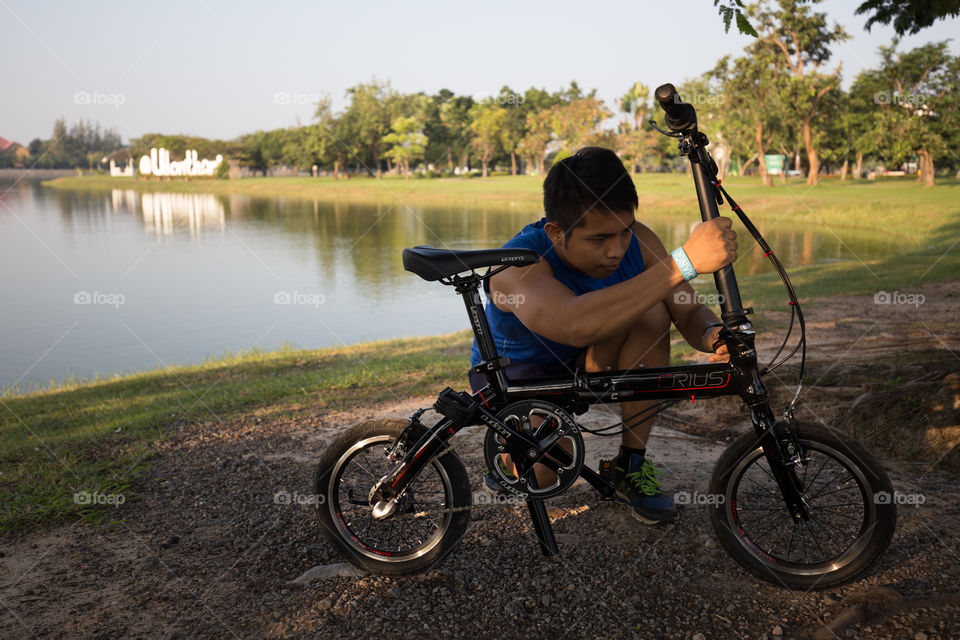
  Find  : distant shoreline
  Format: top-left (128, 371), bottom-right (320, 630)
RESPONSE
top-left (1, 168), bottom-right (76, 180)
top-left (41, 174), bottom-right (548, 210)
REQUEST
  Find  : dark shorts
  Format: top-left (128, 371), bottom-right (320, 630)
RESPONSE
top-left (468, 349), bottom-right (587, 393)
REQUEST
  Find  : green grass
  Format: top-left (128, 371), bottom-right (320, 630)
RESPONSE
top-left (0, 331), bottom-right (473, 535)
top-left (44, 172), bottom-right (960, 232)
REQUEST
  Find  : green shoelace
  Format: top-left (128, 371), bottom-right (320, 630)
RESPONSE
top-left (625, 459), bottom-right (663, 496)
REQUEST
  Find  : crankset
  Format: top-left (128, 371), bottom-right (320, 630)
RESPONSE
top-left (483, 400), bottom-right (585, 500)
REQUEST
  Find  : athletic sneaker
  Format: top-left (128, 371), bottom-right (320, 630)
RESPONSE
top-left (614, 453), bottom-right (678, 525)
top-left (482, 455), bottom-right (516, 497)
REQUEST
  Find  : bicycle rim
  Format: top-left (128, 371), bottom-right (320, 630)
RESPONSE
top-left (723, 439), bottom-right (875, 578)
top-left (327, 435), bottom-right (454, 564)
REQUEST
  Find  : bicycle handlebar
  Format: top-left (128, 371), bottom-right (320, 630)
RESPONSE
top-left (654, 83), bottom-right (698, 133)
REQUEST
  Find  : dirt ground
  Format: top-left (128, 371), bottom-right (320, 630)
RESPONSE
top-left (2, 280), bottom-right (959, 639)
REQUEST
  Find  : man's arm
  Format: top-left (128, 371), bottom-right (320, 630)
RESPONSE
top-left (631, 221), bottom-right (731, 356)
top-left (488, 256), bottom-right (686, 349)
top-left (488, 217), bottom-right (737, 350)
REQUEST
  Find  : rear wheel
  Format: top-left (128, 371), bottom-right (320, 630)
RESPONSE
top-left (709, 423), bottom-right (896, 589)
top-left (314, 418), bottom-right (472, 575)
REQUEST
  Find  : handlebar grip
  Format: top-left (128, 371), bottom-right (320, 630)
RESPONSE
top-left (654, 83), bottom-right (698, 133)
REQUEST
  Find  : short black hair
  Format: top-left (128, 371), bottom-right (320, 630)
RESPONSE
top-left (542, 147), bottom-right (637, 237)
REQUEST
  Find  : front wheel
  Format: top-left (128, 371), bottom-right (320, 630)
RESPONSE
top-left (709, 423), bottom-right (896, 589)
top-left (314, 418), bottom-right (472, 575)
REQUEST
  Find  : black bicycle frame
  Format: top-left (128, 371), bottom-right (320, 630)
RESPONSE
top-left (371, 114), bottom-right (810, 556)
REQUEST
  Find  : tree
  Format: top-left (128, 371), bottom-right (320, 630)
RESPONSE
top-left (383, 116), bottom-right (427, 179)
top-left (496, 86), bottom-right (526, 175)
top-left (517, 110), bottom-right (553, 176)
top-left (549, 97), bottom-right (612, 153)
top-left (714, 0), bottom-right (760, 35)
top-left (341, 79), bottom-right (395, 177)
top-left (439, 95), bottom-right (475, 174)
top-left (851, 41), bottom-right (957, 186)
top-left (712, 51), bottom-right (787, 185)
top-left (751, 0), bottom-right (851, 186)
top-left (617, 82), bottom-right (658, 175)
top-left (856, 0), bottom-right (960, 35)
top-left (469, 101), bottom-right (506, 177)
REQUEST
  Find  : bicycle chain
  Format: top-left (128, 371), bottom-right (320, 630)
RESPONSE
top-left (372, 417), bottom-right (557, 521)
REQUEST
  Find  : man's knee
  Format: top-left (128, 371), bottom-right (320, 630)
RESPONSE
top-left (631, 300), bottom-right (671, 336)
top-left (622, 300), bottom-right (671, 367)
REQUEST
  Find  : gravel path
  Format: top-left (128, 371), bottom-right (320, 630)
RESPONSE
top-left (3, 281), bottom-right (960, 639)
top-left (2, 397), bottom-right (959, 640)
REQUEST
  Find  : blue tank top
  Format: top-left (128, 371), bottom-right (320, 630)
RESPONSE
top-left (469, 217), bottom-right (645, 367)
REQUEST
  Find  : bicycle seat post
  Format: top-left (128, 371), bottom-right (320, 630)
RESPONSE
top-left (455, 273), bottom-right (510, 403)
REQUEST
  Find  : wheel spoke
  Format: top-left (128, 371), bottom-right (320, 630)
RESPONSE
top-left (807, 480), bottom-right (858, 501)
top-left (803, 456), bottom-right (830, 493)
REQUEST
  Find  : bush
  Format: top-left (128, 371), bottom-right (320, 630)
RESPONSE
top-left (216, 159), bottom-right (230, 180)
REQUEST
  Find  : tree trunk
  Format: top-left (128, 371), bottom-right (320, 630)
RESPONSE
top-left (447, 148), bottom-right (454, 174)
top-left (373, 150), bottom-right (382, 178)
top-left (855, 150), bottom-right (863, 180)
top-left (481, 154), bottom-right (489, 178)
top-left (803, 120), bottom-right (819, 186)
top-left (917, 149), bottom-right (935, 186)
top-left (403, 160), bottom-right (409, 180)
top-left (756, 123), bottom-right (772, 187)
top-left (510, 152), bottom-right (517, 176)
top-left (333, 160), bottom-right (340, 180)
top-left (840, 158), bottom-right (849, 181)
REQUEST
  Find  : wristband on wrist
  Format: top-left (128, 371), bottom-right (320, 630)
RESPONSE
top-left (671, 247), bottom-right (698, 281)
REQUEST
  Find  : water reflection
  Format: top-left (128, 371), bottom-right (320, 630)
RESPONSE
top-left (0, 177), bottom-right (918, 388)
top-left (140, 192), bottom-right (226, 236)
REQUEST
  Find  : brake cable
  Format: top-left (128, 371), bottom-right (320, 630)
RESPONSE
top-left (710, 178), bottom-right (807, 411)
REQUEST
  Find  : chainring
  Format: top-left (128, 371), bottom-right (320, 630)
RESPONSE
top-left (483, 400), bottom-right (585, 500)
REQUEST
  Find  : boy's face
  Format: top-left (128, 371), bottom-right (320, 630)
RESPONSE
top-left (544, 209), bottom-right (637, 279)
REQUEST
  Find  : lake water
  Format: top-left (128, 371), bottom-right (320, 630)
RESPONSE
top-left (0, 178), bottom-right (903, 390)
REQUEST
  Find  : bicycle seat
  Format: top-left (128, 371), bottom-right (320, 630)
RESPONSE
top-left (402, 245), bottom-right (540, 281)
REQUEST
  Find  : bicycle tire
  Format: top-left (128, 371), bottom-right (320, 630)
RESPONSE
top-left (709, 422), bottom-right (896, 589)
top-left (314, 418), bottom-right (472, 575)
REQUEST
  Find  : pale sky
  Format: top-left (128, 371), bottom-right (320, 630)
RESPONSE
top-left (1, 0), bottom-right (957, 145)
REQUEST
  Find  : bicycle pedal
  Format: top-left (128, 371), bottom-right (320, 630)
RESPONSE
top-left (597, 458), bottom-right (617, 501)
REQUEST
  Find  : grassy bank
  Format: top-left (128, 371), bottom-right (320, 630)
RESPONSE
top-left (43, 174), bottom-right (960, 292)
top-left (43, 173), bottom-right (960, 235)
top-left (0, 332), bottom-right (474, 534)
